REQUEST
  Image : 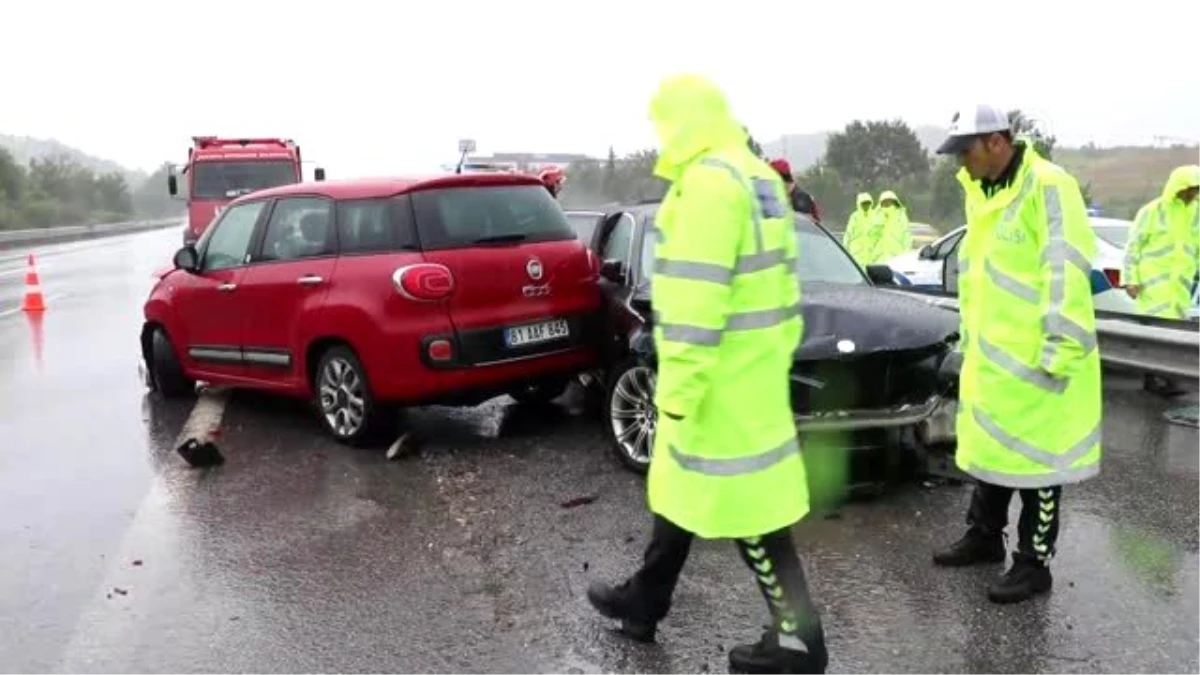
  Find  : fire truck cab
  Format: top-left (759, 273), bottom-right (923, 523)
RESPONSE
top-left (169, 136), bottom-right (323, 245)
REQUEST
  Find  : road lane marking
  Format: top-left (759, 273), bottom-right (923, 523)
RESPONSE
top-left (56, 387), bottom-right (231, 671)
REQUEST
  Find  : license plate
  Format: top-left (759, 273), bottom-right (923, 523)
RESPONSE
top-left (505, 319), bottom-right (570, 348)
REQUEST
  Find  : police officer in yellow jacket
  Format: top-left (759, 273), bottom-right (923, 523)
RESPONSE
top-left (586, 74), bottom-right (829, 674)
top-left (930, 105), bottom-right (1102, 604)
top-left (1123, 165), bottom-right (1199, 320)
top-left (842, 193), bottom-right (875, 264)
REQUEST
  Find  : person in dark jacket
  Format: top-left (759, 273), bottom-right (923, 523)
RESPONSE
top-left (769, 158), bottom-right (820, 221)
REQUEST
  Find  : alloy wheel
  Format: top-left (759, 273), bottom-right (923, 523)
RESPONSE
top-left (319, 357), bottom-right (366, 437)
top-left (610, 365), bottom-right (657, 467)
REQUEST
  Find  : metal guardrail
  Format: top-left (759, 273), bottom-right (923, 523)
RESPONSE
top-left (0, 218), bottom-right (183, 250)
top-left (886, 287), bottom-right (1200, 381)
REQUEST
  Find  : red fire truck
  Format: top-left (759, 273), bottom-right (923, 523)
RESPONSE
top-left (168, 136), bottom-right (324, 244)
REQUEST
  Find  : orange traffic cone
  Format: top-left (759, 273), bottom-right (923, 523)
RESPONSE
top-left (22, 254), bottom-right (46, 313)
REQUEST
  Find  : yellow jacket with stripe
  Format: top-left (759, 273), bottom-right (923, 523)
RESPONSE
top-left (645, 74), bottom-right (809, 539)
top-left (955, 141), bottom-right (1102, 489)
top-left (1122, 165), bottom-right (1199, 319)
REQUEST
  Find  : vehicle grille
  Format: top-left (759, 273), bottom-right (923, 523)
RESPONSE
top-left (790, 345), bottom-right (948, 414)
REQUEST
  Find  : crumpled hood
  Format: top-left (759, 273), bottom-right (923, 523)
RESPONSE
top-left (648, 74), bottom-right (747, 182)
top-left (794, 283), bottom-right (959, 360)
top-left (878, 189), bottom-right (905, 210)
top-left (856, 192), bottom-right (874, 208)
top-left (1163, 164), bottom-right (1200, 201)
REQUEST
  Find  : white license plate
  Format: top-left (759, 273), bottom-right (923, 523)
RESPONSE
top-left (505, 319), bottom-right (570, 348)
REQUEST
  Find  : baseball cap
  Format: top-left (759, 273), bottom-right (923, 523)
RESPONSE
top-left (769, 158), bottom-right (793, 180)
top-left (935, 104), bottom-right (1011, 154)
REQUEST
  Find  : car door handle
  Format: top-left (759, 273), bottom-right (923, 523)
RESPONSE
top-left (297, 275), bottom-right (324, 286)
top-left (217, 283), bottom-right (237, 292)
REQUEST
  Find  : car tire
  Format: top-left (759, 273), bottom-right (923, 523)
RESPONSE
top-left (313, 345), bottom-right (396, 448)
top-left (603, 358), bottom-right (656, 475)
top-left (149, 327), bottom-right (196, 399)
top-left (508, 377), bottom-right (569, 406)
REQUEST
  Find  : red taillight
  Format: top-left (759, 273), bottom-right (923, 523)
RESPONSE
top-left (392, 264), bottom-right (455, 301)
top-left (427, 338), bottom-right (454, 361)
top-left (1104, 268), bottom-right (1121, 288)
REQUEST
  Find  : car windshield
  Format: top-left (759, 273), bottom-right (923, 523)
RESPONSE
top-left (639, 212), bottom-right (866, 285)
top-left (190, 161), bottom-right (298, 200)
top-left (1091, 218), bottom-right (1132, 249)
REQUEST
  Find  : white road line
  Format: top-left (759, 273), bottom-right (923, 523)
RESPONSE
top-left (56, 387), bottom-right (232, 671)
top-left (0, 293), bottom-right (69, 319)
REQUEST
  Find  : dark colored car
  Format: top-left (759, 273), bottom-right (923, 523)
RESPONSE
top-left (566, 204), bottom-right (963, 481)
top-left (143, 173), bottom-right (601, 446)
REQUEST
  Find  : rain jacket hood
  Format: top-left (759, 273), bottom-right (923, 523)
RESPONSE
top-left (878, 190), bottom-right (905, 210)
top-left (1163, 164), bottom-right (1200, 201)
top-left (856, 192), bottom-right (874, 209)
top-left (649, 74), bottom-right (748, 182)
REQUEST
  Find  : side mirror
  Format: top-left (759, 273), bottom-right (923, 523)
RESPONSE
top-left (865, 264), bottom-right (896, 286)
top-left (173, 245), bottom-right (199, 272)
top-left (599, 258), bottom-right (626, 284)
top-left (917, 244), bottom-right (933, 260)
top-left (167, 174), bottom-right (178, 197)
top-left (314, 167), bottom-right (326, 182)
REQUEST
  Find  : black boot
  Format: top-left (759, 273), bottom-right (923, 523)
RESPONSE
top-left (586, 580), bottom-right (656, 642)
top-left (729, 630), bottom-right (826, 674)
top-left (932, 529), bottom-right (1006, 567)
top-left (987, 555), bottom-right (1053, 604)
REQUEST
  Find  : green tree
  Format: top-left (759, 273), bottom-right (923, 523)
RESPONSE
top-left (928, 156), bottom-right (965, 228)
top-left (824, 119), bottom-right (931, 194)
top-left (1008, 109), bottom-right (1056, 159)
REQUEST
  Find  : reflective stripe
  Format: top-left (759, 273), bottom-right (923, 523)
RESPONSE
top-left (966, 463), bottom-right (1100, 488)
top-left (656, 303), bottom-right (800, 347)
top-left (699, 157), bottom-right (765, 252)
top-left (1144, 302), bottom-right (1173, 316)
top-left (1140, 271), bottom-right (1171, 291)
top-left (669, 436), bottom-right (799, 476)
top-left (985, 259), bottom-right (1039, 303)
top-left (656, 248), bottom-right (791, 284)
top-left (1038, 184), bottom-right (1098, 370)
top-left (978, 336), bottom-right (1066, 394)
top-left (1141, 243), bottom-right (1176, 261)
top-left (971, 405), bottom-right (1101, 472)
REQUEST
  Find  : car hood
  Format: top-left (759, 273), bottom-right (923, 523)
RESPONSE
top-left (794, 283), bottom-right (959, 360)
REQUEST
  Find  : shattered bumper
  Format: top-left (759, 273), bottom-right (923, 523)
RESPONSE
top-left (793, 395), bottom-right (957, 445)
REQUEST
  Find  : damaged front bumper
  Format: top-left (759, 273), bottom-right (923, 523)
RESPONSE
top-left (793, 395), bottom-right (958, 445)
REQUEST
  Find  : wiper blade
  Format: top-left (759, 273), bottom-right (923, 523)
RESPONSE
top-left (473, 234), bottom-right (527, 244)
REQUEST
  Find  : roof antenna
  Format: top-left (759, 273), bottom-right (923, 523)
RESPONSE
top-left (455, 138), bottom-right (476, 175)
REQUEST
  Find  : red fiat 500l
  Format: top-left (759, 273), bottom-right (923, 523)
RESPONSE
top-left (141, 172), bottom-right (602, 445)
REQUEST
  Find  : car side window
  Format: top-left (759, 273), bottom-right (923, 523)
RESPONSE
top-left (258, 197), bottom-right (335, 262)
top-left (933, 230), bottom-right (965, 260)
top-left (201, 201), bottom-right (267, 272)
top-left (336, 196), bottom-right (419, 254)
top-left (601, 212), bottom-right (635, 264)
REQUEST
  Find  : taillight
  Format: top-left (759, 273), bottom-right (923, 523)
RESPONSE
top-left (392, 264), bottom-right (455, 301)
top-left (1103, 268), bottom-right (1121, 288)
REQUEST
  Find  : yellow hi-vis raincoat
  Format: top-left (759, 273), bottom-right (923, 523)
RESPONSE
top-left (870, 190), bottom-right (913, 263)
top-left (955, 141), bottom-right (1103, 489)
top-left (1122, 165), bottom-right (1200, 319)
top-left (646, 74), bottom-right (808, 539)
top-left (842, 193), bottom-right (875, 264)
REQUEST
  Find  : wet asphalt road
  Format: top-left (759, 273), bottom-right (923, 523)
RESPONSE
top-left (1, 227), bottom-right (1197, 673)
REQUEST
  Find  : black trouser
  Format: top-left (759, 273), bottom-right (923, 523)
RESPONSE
top-left (967, 481), bottom-right (1063, 564)
top-left (625, 514), bottom-right (827, 659)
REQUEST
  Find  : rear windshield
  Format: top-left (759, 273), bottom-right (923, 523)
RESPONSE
top-left (410, 184), bottom-right (576, 250)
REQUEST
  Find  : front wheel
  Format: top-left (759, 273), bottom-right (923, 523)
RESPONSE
top-left (604, 359), bottom-right (656, 474)
top-left (149, 327), bottom-right (195, 399)
top-left (314, 345), bottom-right (395, 447)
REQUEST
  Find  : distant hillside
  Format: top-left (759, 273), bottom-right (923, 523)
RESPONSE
top-left (762, 125), bottom-right (949, 171)
top-left (1057, 144), bottom-right (1199, 218)
top-left (0, 133), bottom-right (149, 187)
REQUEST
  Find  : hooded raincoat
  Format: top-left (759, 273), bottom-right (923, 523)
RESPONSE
top-left (645, 74), bottom-right (809, 539)
top-left (870, 190), bottom-right (913, 263)
top-left (1122, 165), bottom-right (1200, 319)
top-left (842, 193), bottom-right (875, 265)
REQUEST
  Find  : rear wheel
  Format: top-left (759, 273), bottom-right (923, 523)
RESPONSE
top-left (604, 359), bottom-right (656, 474)
top-left (314, 345), bottom-right (396, 447)
top-left (149, 327), bottom-right (195, 399)
top-left (508, 377), bottom-right (569, 406)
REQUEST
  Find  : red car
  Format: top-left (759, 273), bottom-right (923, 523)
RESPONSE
top-left (141, 172), bottom-right (602, 445)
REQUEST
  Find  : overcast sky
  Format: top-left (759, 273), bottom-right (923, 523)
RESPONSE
top-left (3, 0), bottom-right (1197, 177)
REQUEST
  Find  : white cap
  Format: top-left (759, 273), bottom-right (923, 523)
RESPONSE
top-left (936, 104), bottom-right (1011, 154)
